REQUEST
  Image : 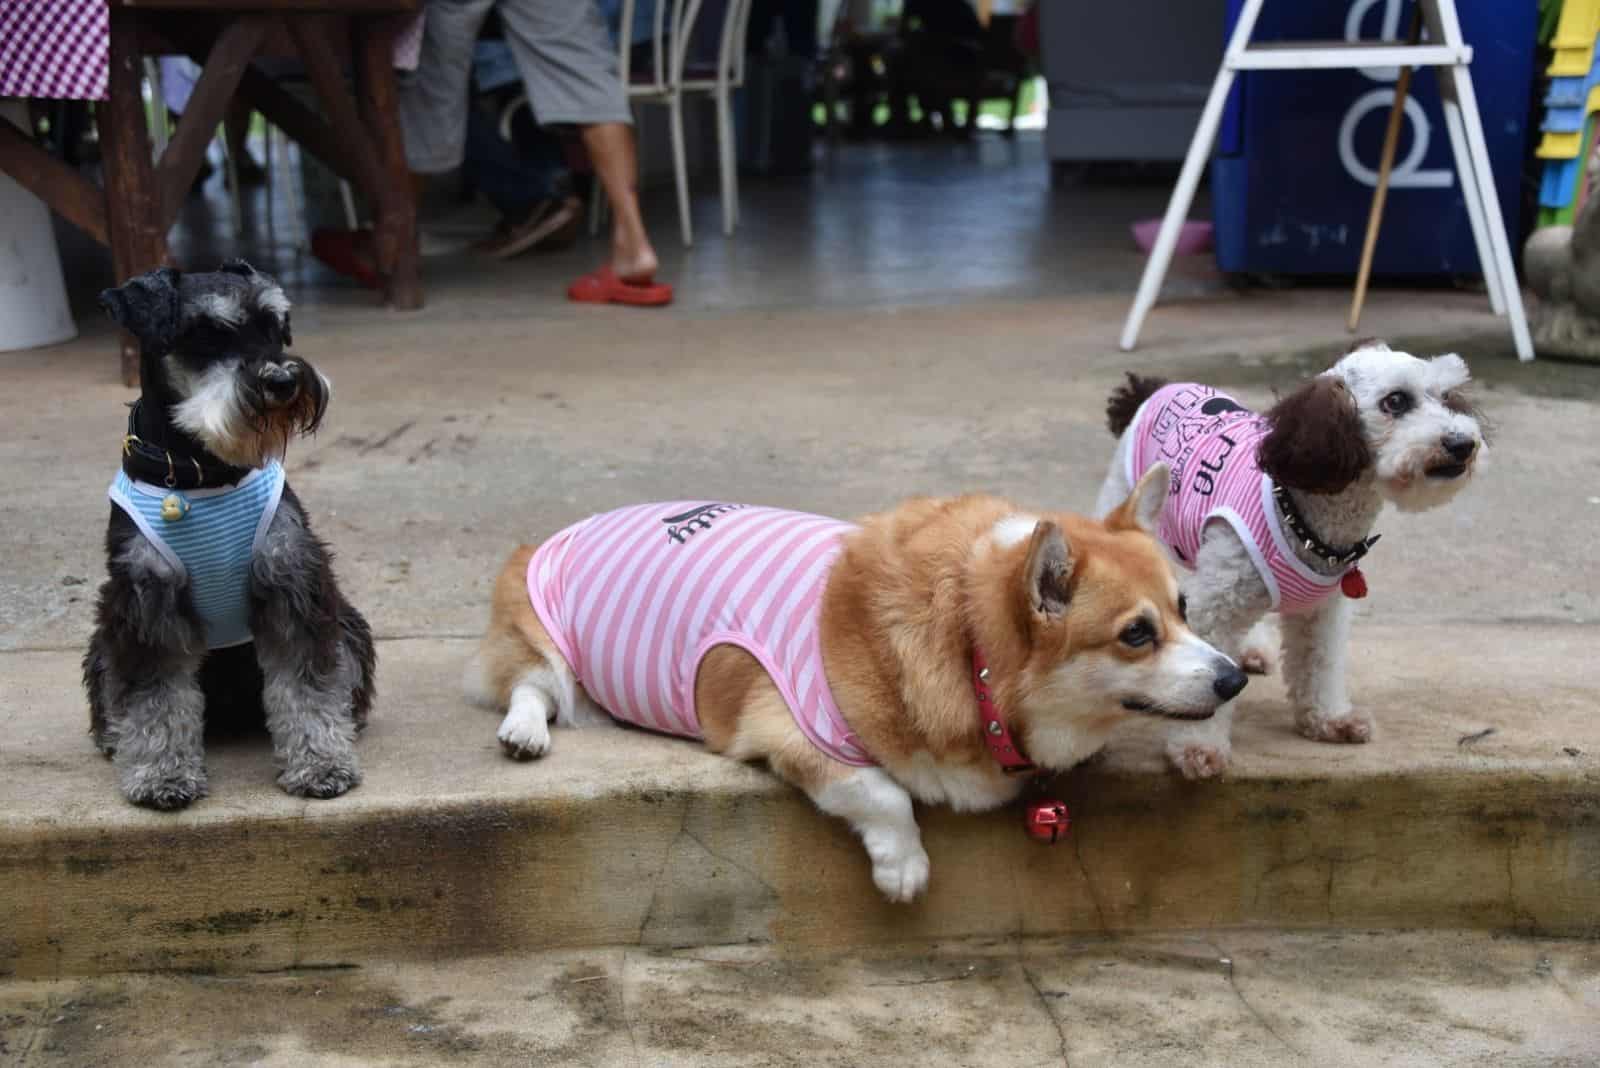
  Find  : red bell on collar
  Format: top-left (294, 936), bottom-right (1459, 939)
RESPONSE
top-left (1025, 800), bottom-right (1072, 844)
top-left (1341, 568), bottom-right (1368, 599)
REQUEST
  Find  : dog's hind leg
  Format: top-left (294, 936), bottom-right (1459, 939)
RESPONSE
top-left (1094, 430), bottom-right (1137, 519)
top-left (251, 495), bottom-right (363, 799)
top-left (87, 530), bottom-right (211, 809)
top-left (337, 592), bottom-right (377, 730)
top-left (471, 545), bottom-right (591, 760)
top-left (1282, 594), bottom-right (1369, 743)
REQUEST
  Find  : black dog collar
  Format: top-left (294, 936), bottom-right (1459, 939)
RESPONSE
top-left (1271, 481), bottom-right (1380, 570)
top-left (120, 401), bottom-right (252, 490)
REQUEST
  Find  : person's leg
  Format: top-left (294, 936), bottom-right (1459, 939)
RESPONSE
top-left (580, 122), bottom-right (656, 280)
top-left (496, 0), bottom-right (663, 283)
top-left (465, 105), bottom-right (582, 259)
top-left (317, 0), bottom-right (491, 285)
top-left (464, 102), bottom-right (560, 221)
top-left (396, 0), bottom-right (495, 178)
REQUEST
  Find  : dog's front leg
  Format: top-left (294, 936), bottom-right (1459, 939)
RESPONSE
top-left (87, 534), bottom-right (210, 809)
top-left (251, 502), bottom-right (362, 799)
top-left (1281, 594), bottom-right (1369, 743)
top-left (1167, 528), bottom-right (1269, 780)
top-left (813, 768), bottom-right (929, 903)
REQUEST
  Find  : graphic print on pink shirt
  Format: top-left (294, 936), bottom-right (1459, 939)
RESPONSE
top-left (526, 502), bottom-right (875, 766)
top-left (1127, 384), bottom-right (1349, 614)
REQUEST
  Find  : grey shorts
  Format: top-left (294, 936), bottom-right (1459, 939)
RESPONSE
top-left (397, 0), bottom-right (632, 174)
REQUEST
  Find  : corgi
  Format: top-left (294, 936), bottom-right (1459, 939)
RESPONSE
top-left (465, 464), bottom-right (1245, 902)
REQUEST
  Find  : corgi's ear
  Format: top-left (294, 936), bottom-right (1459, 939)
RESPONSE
top-left (1021, 520), bottom-right (1073, 618)
top-left (1109, 461), bottom-right (1170, 533)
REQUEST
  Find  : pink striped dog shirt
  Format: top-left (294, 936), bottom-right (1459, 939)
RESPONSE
top-left (525, 502), bottom-right (874, 766)
top-left (1127, 383), bottom-right (1347, 614)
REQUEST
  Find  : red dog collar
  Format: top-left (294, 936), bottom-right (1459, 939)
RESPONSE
top-left (972, 647), bottom-right (1036, 775)
top-left (972, 646), bottom-right (1072, 844)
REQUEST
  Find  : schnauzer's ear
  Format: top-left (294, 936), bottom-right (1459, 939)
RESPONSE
top-left (219, 258), bottom-right (258, 277)
top-left (1257, 377), bottom-right (1371, 494)
top-left (99, 267), bottom-right (183, 355)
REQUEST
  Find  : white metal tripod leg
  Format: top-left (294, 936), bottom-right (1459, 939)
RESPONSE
top-left (1426, 0), bottom-right (1532, 358)
top-left (1118, 68), bottom-right (1237, 351)
top-left (1120, 0), bottom-right (1265, 351)
top-left (1438, 64), bottom-right (1534, 360)
top-left (1438, 94), bottom-right (1504, 315)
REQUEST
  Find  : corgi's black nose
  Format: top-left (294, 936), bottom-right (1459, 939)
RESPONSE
top-left (1441, 433), bottom-right (1476, 462)
top-left (1213, 665), bottom-right (1248, 702)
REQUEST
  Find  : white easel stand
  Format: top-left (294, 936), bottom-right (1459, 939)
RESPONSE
top-left (1118, 0), bottom-right (1534, 362)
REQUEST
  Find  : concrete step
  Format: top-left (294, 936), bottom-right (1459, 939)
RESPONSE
top-left (1, 931), bottom-right (1596, 1066)
top-left (2, 623), bottom-right (1596, 979)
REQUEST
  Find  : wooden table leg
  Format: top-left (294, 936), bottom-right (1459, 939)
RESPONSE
top-left (289, 15), bottom-right (421, 310)
top-left (355, 16), bottom-right (421, 310)
top-left (101, 10), bottom-right (169, 386)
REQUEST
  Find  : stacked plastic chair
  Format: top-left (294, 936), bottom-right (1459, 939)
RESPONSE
top-left (1537, 0), bottom-right (1600, 226)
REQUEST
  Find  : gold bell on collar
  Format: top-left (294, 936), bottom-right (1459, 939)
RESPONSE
top-left (160, 493), bottom-right (191, 522)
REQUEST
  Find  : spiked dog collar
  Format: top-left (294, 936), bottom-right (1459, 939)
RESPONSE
top-left (1271, 481), bottom-right (1380, 571)
top-left (973, 647), bottom-right (1036, 775)
top-left (120, 401), bottom-right (251, 490)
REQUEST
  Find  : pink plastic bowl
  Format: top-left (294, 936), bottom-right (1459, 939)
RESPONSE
top-left (1132, 219), bottom-right (1214, 255)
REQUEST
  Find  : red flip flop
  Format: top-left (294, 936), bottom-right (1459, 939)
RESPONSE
top-left (311, 228), bottom-right (382, 290)
top-left (567, 265), bottom-right (673, 306)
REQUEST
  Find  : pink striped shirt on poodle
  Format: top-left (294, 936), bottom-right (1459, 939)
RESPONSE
top-left (526, 502), bottom-right (874, 766)
top-left (1127, 383), bottom-right (1347, 614)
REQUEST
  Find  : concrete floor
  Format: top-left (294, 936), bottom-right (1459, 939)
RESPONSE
top-left (4, 287), bottom-right (1596, 652)
top-left (2, 932), bottom-right (1596, 1067)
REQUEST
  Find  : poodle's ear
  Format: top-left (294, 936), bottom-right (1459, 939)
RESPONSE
top-left (99, 267), bottom-right (183, 355)
top-left (1257, 377), bottom-right (1371, 494)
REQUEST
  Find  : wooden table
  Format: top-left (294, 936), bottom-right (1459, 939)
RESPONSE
top-left (0, 0), bottom-right (422, 385)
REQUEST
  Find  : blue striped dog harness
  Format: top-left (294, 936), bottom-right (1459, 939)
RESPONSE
top-left (108, 462), bottom-right (287, 648)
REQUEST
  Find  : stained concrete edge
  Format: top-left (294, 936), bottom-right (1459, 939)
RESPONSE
top-left (1, 623), bottom-right (1596, 977)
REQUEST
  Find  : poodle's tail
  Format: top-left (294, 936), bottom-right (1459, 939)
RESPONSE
top-left (1106, 373), bottom-right (1168, 436)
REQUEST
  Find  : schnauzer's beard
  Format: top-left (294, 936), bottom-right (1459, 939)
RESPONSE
top-left (168, 356), bottom-right (326, 468)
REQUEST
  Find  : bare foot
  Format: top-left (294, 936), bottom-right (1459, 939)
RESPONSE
top-left (611, 243), bottom-right (659, 283)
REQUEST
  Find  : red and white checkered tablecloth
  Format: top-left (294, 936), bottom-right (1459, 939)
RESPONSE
top-left (0, 0), bottom-right (110, 101)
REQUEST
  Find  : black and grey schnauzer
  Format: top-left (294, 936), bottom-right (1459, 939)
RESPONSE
top-left (84, 260), bottom-right (375, 810)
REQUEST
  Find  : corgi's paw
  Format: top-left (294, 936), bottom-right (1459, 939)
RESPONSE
top-left (1169, 740), bottom-right (1230, 780)
top-left (497, 711), bottom-right (552, 760)
top-left (871, 847), bottom-right (930, 904)
top-left (1297, 711), bottom-right (1373, 744)
top-left (865, 832), bottom-right (930, 903)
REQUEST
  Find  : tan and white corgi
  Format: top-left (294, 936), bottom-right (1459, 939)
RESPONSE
top-left (466, 463), bottom-right (1245, 902)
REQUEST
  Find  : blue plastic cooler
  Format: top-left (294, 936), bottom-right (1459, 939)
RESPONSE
top-left (1212, 0), bottom-right (1535, 277)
